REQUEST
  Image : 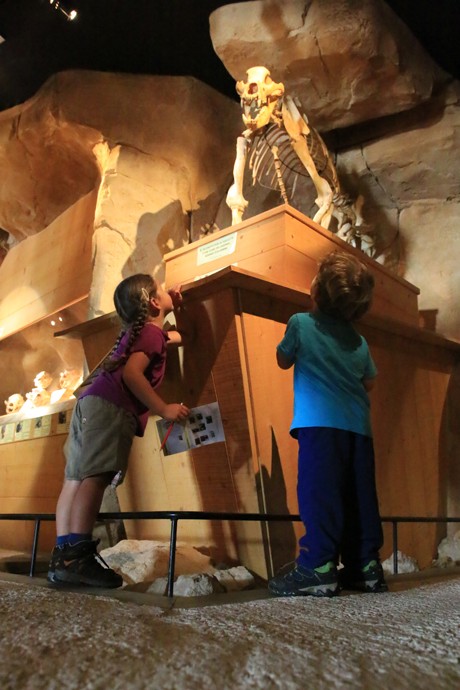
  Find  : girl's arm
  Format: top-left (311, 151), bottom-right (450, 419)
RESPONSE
top-left (122, 351), bottom-right (189, 422)
top-left (165, 329), bottom-right (183, 346)
top-left (165, 286), bottom-right (194, 346)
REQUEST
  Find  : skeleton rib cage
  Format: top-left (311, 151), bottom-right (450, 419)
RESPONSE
top-left (248, 121), bottom-right (339, 203)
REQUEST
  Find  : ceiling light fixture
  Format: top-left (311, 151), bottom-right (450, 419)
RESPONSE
top-left (49, 0), bottom-right (78, 22)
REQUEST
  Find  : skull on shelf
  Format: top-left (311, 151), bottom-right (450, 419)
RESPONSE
top-left (33, 370), bottom-right (53, 390)
top-left (59, 369), bottom-right (82, 392)
top-left (4, 393), bottom-right (25, 414)
top-left (26, 388), bottom-right (51, 408)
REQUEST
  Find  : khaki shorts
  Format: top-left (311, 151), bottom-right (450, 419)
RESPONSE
top-left (65, 395), bottom-right (137, 484)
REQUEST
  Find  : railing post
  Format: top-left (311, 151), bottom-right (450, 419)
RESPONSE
top-left (167, 517), bottom-right (178, 597)
top-left (392, 520), bottom-right (398, 574)
top-left (30, 519), bottom-right (41, 577)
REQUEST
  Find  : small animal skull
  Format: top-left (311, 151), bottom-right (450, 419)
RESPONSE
top-left (33, 370), bottom-right (53, 390)
top-left (4, 393), bottom-right (25, 414)
top-left (59, 369), bottom-right (82, 392)
top-left (26, 388), bottom-right (51, 408)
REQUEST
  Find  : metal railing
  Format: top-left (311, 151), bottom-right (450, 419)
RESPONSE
top-left (0, 511), bottom-right (459, 597)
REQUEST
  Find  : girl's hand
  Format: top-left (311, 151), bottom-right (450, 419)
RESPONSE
top-left (168, 285), bottom-right (183, 310)
top-left (163, 402), bottom-right (190, 422)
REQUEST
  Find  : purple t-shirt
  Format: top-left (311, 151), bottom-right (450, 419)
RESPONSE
top-left (80, 323), bottom-right (169, 436)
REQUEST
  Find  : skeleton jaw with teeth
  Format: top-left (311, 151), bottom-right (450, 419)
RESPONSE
top-left (236, 66), bottom-right (284, 135)
top-left (4, 393), bottom-right (25, 414)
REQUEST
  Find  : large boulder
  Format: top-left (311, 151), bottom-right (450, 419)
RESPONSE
top-left (210, 0), bottom-right (446, 130)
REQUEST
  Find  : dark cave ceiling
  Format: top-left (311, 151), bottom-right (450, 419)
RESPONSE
top-left (0, 0), bottom-right (458, 112)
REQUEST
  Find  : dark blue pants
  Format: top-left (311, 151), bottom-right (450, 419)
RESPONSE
top-left (296, 427), bottom-right (383, 570)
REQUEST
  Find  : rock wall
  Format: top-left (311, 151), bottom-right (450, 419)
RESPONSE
top-left (0, 71), bottom-right (242, 314)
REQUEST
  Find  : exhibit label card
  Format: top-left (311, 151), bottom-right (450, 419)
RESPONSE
top-left (32, 415), bottom-right (52, 438)
top-left (14, 419), bottom-right (33, 441)
top-left (196, 232), bottom-right (237, 266)
top-left (0, 423), bottom-right (15, 444)
top-left (55, 409), bottom-right (71, 434)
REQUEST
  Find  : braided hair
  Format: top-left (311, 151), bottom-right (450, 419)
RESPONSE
top-left (103, 274), bottom-right (158, 372)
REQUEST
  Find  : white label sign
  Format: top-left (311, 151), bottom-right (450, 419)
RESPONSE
top-left (196, 232), bottom-right (237, 266)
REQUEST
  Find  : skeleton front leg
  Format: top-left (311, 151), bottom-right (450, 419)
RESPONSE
top-left (291, 138), bottom-right (334, 229)
top-left (282, 99), bottom-right (334, 229)
top-left (226, 136), bottom-right (249, 225)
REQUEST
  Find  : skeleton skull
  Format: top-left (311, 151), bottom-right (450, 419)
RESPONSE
top-left (59, 369), bottom-right (82, 391)
top-left (33, 370), bottom-right (53, 390)
top-left (4, 393), bottom-right (25, 414)
top-left (26, 388), bottom-right (51, 408)
top-left (236, 66), bottom-right (284, 133)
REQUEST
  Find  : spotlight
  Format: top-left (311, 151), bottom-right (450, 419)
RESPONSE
top-left (49, 1), bottom-right (78, 21)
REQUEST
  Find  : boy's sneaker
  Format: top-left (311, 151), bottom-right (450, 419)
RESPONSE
top-left (268, 561), bottom-right (339, 597)
top-left (339, 559), bottom-right (388, 593)
top-left (51, 539), bottom-right (123, 589)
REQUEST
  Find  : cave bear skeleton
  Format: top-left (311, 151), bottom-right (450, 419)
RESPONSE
top-left (226, 66), bottom-right (372, 252)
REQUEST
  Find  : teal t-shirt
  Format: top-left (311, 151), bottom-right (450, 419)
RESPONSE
top-left (277, 311), bottom-right (377, 438)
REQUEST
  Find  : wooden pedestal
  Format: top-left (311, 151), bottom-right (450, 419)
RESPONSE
top-left (165, 204), bottom-right (420, 327)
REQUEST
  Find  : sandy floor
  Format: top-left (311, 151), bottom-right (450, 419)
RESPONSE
top-left (0, 568), bottom-right (459, 690)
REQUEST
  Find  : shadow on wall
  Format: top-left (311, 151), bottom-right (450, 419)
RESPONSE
top-left (332, 166), bottom-right (403, 269)
top-left (187, 188), bottom-right (231, 242)
top-left (419, 309), bottom-right (438, 332)
top-left (440, 361), bottom-right (460, 534)
top-left (121, 201), bottom-right (189, 282)
top-left (256, 427), bottom-right (297, 577)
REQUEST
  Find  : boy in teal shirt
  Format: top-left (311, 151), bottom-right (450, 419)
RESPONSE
top-left (269, 251), bottom-right (387, 597)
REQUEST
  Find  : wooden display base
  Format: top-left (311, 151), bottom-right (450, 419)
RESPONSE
top-left (165, 204), bottom-right (420, 327)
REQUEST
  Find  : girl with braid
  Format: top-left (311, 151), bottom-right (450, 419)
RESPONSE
top-left (48, 274), bottom-right (190, 588)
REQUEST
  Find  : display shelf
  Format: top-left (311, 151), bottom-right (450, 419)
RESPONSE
top-left (165, 203), bottom-right (421, 327)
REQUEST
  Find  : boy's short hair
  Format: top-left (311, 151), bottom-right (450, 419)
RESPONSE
top-left (312, 250), bottom-right (375, 321)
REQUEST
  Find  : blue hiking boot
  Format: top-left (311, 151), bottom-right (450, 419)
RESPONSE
top-left (339, 559), bottom-right (388, 593)
top-left (268, 561), bottom-right (339, 597)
